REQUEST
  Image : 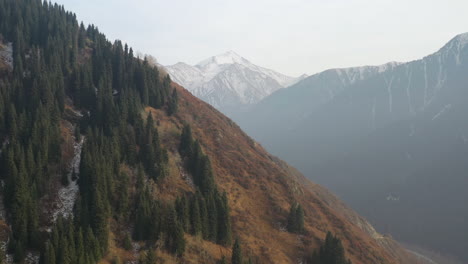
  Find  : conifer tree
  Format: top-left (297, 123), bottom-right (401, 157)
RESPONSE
top-left (144, 250), bottom-right (157, 264)
top-left (44, 241), bottom-right (56, 264)
top-left (174, 222), bottom-right (186, 257)
top-left (217, 192), bottom-right (232, 245)
top-left (175, 196), bottom-right (190, 232)
top-left (231, 238), bottom-right (243, 264)
top-left (179, 124), bottom-right (193, 157)
top-left (190, 198), bottom-right (202, 236)
top-left (217, 256), bottom-right (227, 264)
top-left (287, 203), bottom-right (305, 234)
top-left (123, 233), bottom-right (133, 251)
top-left (312, 232), bottom-right (352, 264)
top-left (296, 204), bottom-right (305, 233)
top-left (168, 89), bottom-right (178, 115)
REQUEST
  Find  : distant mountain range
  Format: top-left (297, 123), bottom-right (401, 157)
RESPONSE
top-left (164, 32), bottom-right (468, 263)
top-left (235, 32), bottom-right (468, 263)
top-left (165, 51), bottom-right (307, 114)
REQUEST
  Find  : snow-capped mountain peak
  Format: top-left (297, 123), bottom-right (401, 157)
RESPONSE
top-left (456, 32), bottom-right (468, 46)
top-left (165, 51), bottom-right (305, 112)
top-left (197, 50), bottom-right (248, 67)
top-left (437, 32), bottom-right (468, 54)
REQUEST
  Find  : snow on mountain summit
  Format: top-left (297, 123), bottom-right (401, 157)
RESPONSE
top-left (437, 32), bottom-right (468, 55)
top-left (165, 51), bottom-right (306, 111)
top-left (197, 50), bottom-right (248, 67)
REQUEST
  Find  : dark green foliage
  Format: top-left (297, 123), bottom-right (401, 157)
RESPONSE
top-left (123, 233), bottom-right (133, 251)
top-left (44, 242), bottom-right (56, 264)
top-left (231, 238), bottom-right (243, 264)
top-left (287, 203), bottom-right (305, 234)
top-left (111, 256), bottom-right (121, 264)
top-left (167, 88), bottom-right (178, 116)
top-left (132, 172), bottom-right (186, 256)
top-left (41, 218), bottom-right (100, 264)
top-left (175, 196), bottom-right (190, 232)
top-left (175, 191), bottom-right (231, 245)
top-left (116, 172), bottom-right (130, 220)
top-left (0, 0), bottom-right (178, 262)
top-left (309, 232), bottom-right (352, 264)
top-left (0, 250), bottom-right (4, 264)
top-left (74, 125), bottom-right (81, 142)
top-left (141, 113), bottom-right (168, 180)
top-left (142, 250), bottom-right (157, 264)
top-left (164, 205), bottom-right (186, 256)
top-left (179, 127), bottom-right (215, 194)
top-left (216, 191), bottom-right (232, 245)
top-left (178, 125), bottom-right (232, 246)
top-left (179, 124), bottom-right (193, 157)
top-left (217, 256), bottom-right (226, 264)
top-left (189, 196), bottom-right (202, 236)
top-left (133, 182), bottom-right (160, 242)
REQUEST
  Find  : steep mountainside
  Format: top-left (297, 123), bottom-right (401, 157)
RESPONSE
top-left (0, 1), bottom-right (421, 263)
top-left (236, 33), bottom-right (468, 262)
top-left (159, 83), bottom-right (420, 264)
top-left (165, 51), bottom-right (306, 114)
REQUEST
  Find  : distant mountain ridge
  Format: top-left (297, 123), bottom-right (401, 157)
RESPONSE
top-left (235, 32), bottom-right (468, 263)
top-left (165, 51), bottom-right (307, 112)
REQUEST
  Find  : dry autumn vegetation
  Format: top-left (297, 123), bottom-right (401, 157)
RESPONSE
top-left (52, 82), bottom-right (422, 264)
top-left (0, 1), bottom-right (426, 264)
top-left (110, 82), bottom-right (420, 264)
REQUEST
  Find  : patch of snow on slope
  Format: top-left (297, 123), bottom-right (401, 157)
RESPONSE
top-left (0, 42), bottom-right (13, 69)
top-left (1, 239), bottom-right (13, 264)
top-left (407, 249), bottom-right (439, 264)
top-left (52, 136), bottom-right (84, 222)
top-left (384, 76), bottom-right (394, 113)
top-left (378, 61), bottom-right (401, 73)
top-left (406, 67), bottom-right (415, 115)
top-left (432, 104), bottom-right (451, 121)
top-left (24, 252), bottom-right (40, 264)
top-left (437, 32), bottom-right (468, 65)
top-left (179, 165), bottom-right (194, 188)
top-left (0, 139), bottom-right (9, 156)
top-left (335, 62), bottom-right (402, 86)
top-left (456, 32), bottom-right (468, 46)
top-left (454, 33), bottom-right (468, 65)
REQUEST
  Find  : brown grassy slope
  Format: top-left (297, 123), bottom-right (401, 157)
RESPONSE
top-left (144, 82), bottom-right (420, 264)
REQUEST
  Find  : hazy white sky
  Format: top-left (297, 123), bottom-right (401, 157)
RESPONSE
top-left (55, 0), bottom-right (467, 76)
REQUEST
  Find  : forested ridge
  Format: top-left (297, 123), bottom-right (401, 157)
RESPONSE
top-left (0, 0), bottom-right (229, 262)
top-left (0, 0), bottom-right (355, 263)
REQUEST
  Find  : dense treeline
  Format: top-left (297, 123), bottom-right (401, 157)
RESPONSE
top-left (0, 0), bottom-right (179, 262)
top-left (132, 167), bottom-right (186, 256)
top-left (179, 124), bottom-right (232, 246)
top-left (42, 217), bottom-right (102, 264)
top-left (179, 125), bottom-right (215, 194)
top-left (309, 232), bottom-right (352, 264)
top-left (287, 202), bottom-right (305, 234)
